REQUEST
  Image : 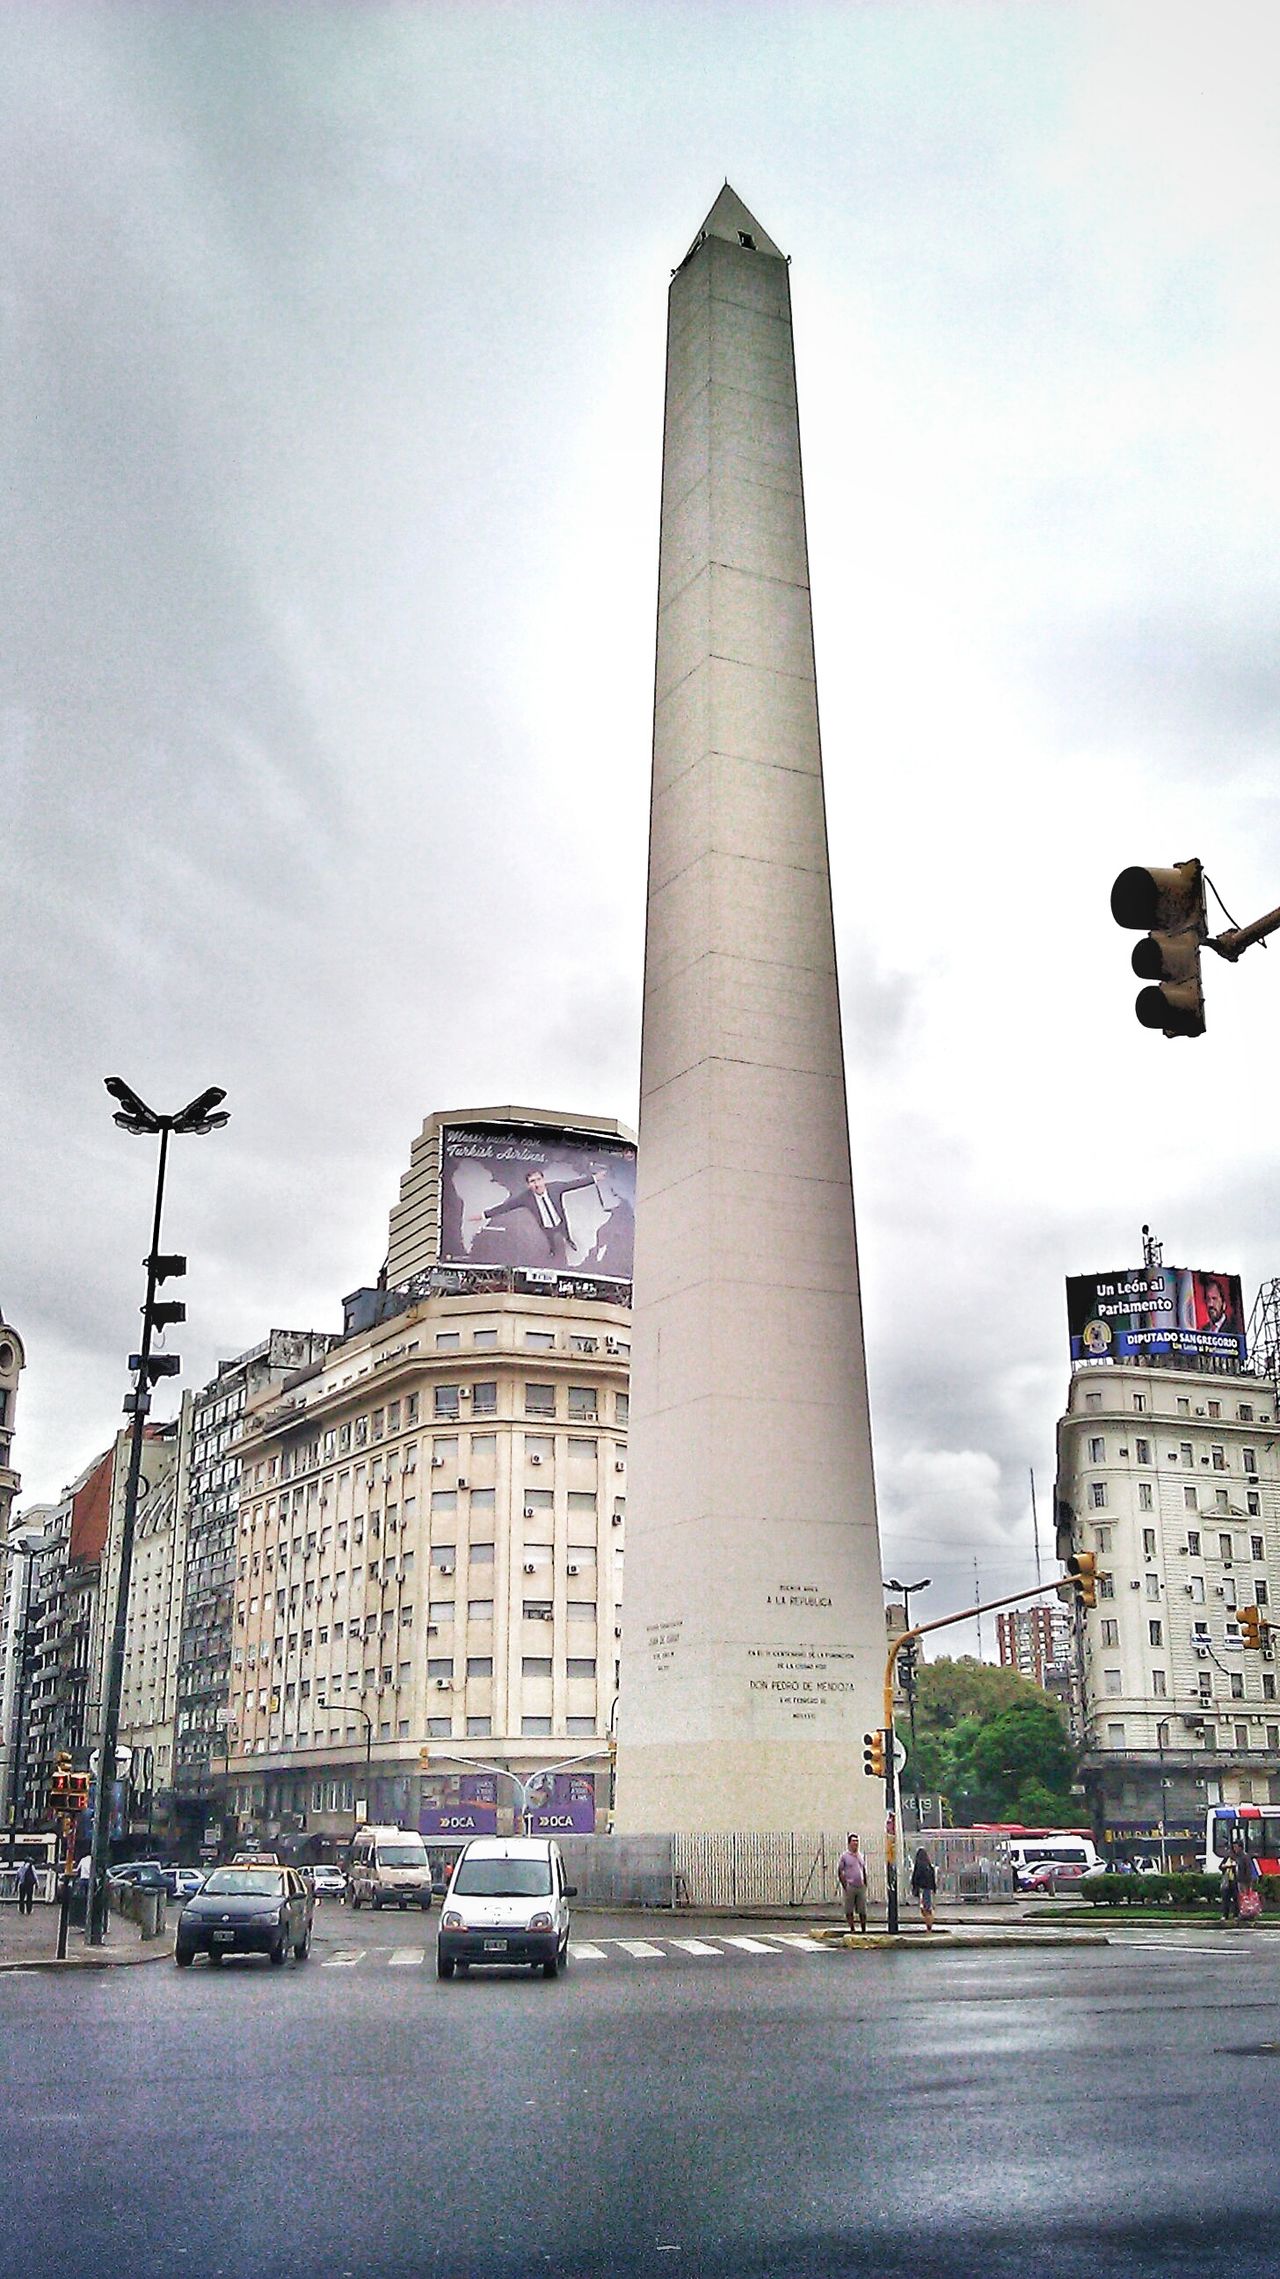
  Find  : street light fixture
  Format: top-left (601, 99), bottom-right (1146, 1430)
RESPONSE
top-left (86, 1078), bottom-right (228, 1945)
top-left (317, 1697), bottom-right (374, 1838)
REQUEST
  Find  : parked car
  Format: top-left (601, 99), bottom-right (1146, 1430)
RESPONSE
top-left (436, 1836), bottom-right (576, 1980)
top-left (310, 1865), bottom-right (347, 1900)
top-left (175, 1864), bottom-right (314, 1967)
top-left (107, 1861), bottom-right (168, 1892)
top-left (162, 1866), bottom-right (206, 1900)
top-left (1023, 1861), bottom-right (1087, 1894)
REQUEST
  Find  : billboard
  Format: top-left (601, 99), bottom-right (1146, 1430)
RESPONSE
top-left (1066, 1265), bottom-right (1246, 1367)
top-left (526, 1772), bottom-right (597, 1836)
top-left (419, 1774), bottom-right (498, 1839)
top-left (439, 1123), bottom-right (636, 1284)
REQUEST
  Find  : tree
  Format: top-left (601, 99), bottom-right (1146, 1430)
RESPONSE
top-left (909, 1658), bottom-right (1080, 1827)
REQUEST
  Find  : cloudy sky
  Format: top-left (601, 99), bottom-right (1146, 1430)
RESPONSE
top-left (4, 2), bottom-right (1279, 1648)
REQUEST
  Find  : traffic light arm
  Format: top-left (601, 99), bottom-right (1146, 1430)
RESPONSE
top-left (1208, 900), bottom-right (1280, 964)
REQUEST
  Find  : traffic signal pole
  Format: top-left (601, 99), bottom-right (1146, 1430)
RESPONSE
top-left (879, 1572), bottom-right (1094, 1934)
top-left (86, 1125), bottom-right (171, 1946)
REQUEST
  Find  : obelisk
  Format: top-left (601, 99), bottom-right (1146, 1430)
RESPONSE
top-left (614, 188), bottom-right (886, 1834)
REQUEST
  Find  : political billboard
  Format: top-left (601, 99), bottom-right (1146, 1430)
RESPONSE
top-left (439, 1123), bottom-right (636, 1284)
top-left (1066, 1265), bottom-right (1246, 1367)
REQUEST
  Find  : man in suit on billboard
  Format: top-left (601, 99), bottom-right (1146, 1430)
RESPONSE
top-left (480, 1167), bottom-right (596, 1268)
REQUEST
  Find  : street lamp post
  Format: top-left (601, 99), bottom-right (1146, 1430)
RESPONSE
top-left (884, 1577), bottom-right (931, 1829)
top-left (317, 1697), bottom-right (374, 1838)
top-left (1157, 1721), bottom-right (1170, 1872)
top-left (87, 1078), bottom-right (228, 1945)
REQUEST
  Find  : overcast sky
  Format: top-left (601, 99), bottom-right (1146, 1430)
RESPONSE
top-left (4, 2), bottom-right (1279, 1649)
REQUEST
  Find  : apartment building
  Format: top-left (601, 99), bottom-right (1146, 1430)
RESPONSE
top-left (226, 1281), bottom-right (629, 1845)
top-left (1055, 1361), bottom-right (1280, 1849)
top-left (0, 1311), bottom-right (26, 1537)
top-left (996, 1604), bottom-right (1074, 1690)
top-left (173, 1331), bottom-right (333, 1851)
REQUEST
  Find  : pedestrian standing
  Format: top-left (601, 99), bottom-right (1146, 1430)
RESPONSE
top-left (1220, 1847), bottom-right (1241, 1925)
top-left (910, 1845), bottom-right (937, 1931)
top-left (837, 1833), bottom-right (869, 1934)
top-left (17, 1860), bottom-right (37, 1916)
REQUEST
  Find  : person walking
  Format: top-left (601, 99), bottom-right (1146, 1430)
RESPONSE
top-left (16, 1860), bottom-right (37, 1916)
top-left (910, 1845), bottom-right (938, 1931)
top-left (837, 1833), bottom-right (870, 1934)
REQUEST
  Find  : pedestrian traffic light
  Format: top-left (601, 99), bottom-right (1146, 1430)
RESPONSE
top-left (67, 1772), bottom-right (91, 1812)
top-left (1110, 859), bottom-right (1207, 1037)
top-left (1066, 1553), bottom-right (1097, 1608)
top-left (49, 1752), bottom-right (74, 1811)
top-left (863, 1730), bottom-right (887, 1780)
top-left (1240, 1605), bottom-right (1270, 1652)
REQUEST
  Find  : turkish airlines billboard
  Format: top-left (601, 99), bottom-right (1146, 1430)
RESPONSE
top-left (1066, 1265), bottom-right (1246, 1367)
top-left (439, 1123), bottom-right (636, 1284)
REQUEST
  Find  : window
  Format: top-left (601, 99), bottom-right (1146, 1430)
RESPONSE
top-left (522, 1657), bottom-right (553, 1678)
top-left (1220, 1535), bottom-right (1234, 1562)
top-left (1244, 1449), bottom-right (1258, 1475)
top-left (1090, 1483), bottom-right (1107, 1510)
top-left (472, 1327), bottom-right (498, 1348)
top-left (1135, 1439), bottom-right (1152, 1465)
top-left (615, 1392), bottom-right (629, 1425)
top-left (1148, 1620), bottom-right (1163, 1647)
top-left (405, 1393), bottom-right (419, 1424)
top-left (567, 1600), bottom-right (597, 1622)
top-left (1138, 1482), bottom-right (1153, 1511)
top-left (472, 1382), bottom-right (498, 1417)
top-left (525, 1383), bottom-right (555, 1418)
top-left (1253, 1535), bottom-right (1265, 1561)
top-left (1265, 1673), bottom-right (1277, 1702)
top-left (525, 1331), bottom-right (555, 1350)
top-left (1145, 1574), bottom-right (1160, 1600)
top-left (1152, 1669), bottom-right (1167, 1697)
top-left (1104, 1669), bottom-right (1122, 1696)
top-left (1187, 1530), bottom-right (1201, 1554)
top-left (1257, 1581), bottom-right (1269, 1608)
top-left (1248, 1493), bottom-right (1262, 1518)
top-left (1089, 1437), bottom-right (1106, 1464)
top-left (470, 1434), bottom-right (496, 1460)
top-left (1190, 1575), bottom-right (1205, 1603)
top-left (1235, 1724), bottom-right (1250, 1751)
top-left (466, 1657), bottom-right (493, 1678)
top-left (436, 1331), bottom-right (461, 1351)
top-left (428, 1599), bottom-right (455, 1623)
top-left (467, 1599), bottom-right (493, 1621)
top-left (1212, 1446), bottom-right (1227, 1471)
top-left (522, 1717), bottom-right (552, 1737)
top-left (566, 1657), bottom-right (596, 1679)
top-left (1215, 1490), bottom-right (1230, 1511)
top-left (470, 1540), bottom-right (495, 1564)
top-left (1094, 1526), bottom-right (1112, 1552)
top-left (427, 1658), bottom-right (453, 1682)
top-left (568, 1386), bottom-right (598, 1421)
top-left (1106, 1723), bottom-right (1126, 1747)
top-left (1177, 1397), bottom-right (1190, 1416)
top-left (1085, 1391), bottom-right (1102, 1412)
top-left (566, 1717), bottom-right (596, 1737)
top-left (435, 1386), bottom-right (460, 1421)
top-left (466, 1717), bottom-right (491, 1738)
top-left (1184, 1487), bottom-right (1199, 1511)
top-left (1207, 1401), bottom-right (1221, 1420)
top-left (1100, 1619), bottom-right (1119, 1646)
top-left (427, 1716), bottom-right (451, 1738)
top-left (569, 1436), bottom-right (598, 1458)
top-left (1143, 1528), bottom-right (1157, 1556)
top-left (1231, 1673), bottom-right (1245, 1700)
top-left (1098, 1573), bottom-right (1115, 1600)
top-left (1133, 1393), bottom-right (1147, 1413)
top-left (1180, 1443), bottom-right (1194, 1468)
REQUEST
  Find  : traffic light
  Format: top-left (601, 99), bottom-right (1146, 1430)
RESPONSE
top-left (49, 1751), bottom-right (73, 1811)
top-left (1110, 859), bottom-right (1207, 1037)
top-left (1066, 1553), bottom-right (1097, 1608)
top-left (1240, 1605), bottom-right (1270, 1652)
top-left (863, 1730), bottom-right (887, 1780)
top-left (67, 1772), bottom-right (91, 1812)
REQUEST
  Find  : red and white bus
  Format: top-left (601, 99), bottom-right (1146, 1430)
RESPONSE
top-left (1204, 1803), bottom-right (1280, 1877)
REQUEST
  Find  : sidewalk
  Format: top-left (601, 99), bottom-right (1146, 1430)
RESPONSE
top-left (0, 1903), bottom-right (173, 1972)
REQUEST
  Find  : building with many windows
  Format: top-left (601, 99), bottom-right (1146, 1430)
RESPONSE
top-left (996, 1603), bottom-right (1074, 1690)
top-left (1056, 1361), bottom-right (1280, 1854)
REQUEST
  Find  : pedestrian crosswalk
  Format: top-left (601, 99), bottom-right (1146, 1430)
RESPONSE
top-left (318, 1930), bottom-right (836, 1972)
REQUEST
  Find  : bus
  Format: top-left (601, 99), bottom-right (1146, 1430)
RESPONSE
top-left (1203, 1804), bottom-right (1280, 1877)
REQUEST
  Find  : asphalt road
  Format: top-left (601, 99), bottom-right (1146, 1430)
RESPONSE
top-left (5, 1906), bottom-right (1280, 2279)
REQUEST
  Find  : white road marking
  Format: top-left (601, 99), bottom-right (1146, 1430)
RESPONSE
top-left (613, 1938), bottom-right (666, 1958)
top-left (323, 1949), bottom-right (365, 1967)
top-left (765, 1933), bottom-right (832, 1952)
top-left (388, 1947), bottom-right (424, 1966)
top-left (570, 1942), bottom-right (607, 1960)
top-left (720, 1936), bottom-right (779, 1954)
top-left (1122, 1938), bottom-right (1257, 1956)
top-left (668, 1938), bottom-right (724, 1957)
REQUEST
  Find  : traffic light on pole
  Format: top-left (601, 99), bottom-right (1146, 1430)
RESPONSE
top-left (1066, 1553), bottom-right (1097, 1608)
top-left (1240, 1605), bottom-right (1269, 1652)
top-left (67, 1772), bottom-right (91, 1812)
top-left (1110, 859), bottom-right (1207, 1037)
top-left (863, 1730), bottom-right (887, 1780)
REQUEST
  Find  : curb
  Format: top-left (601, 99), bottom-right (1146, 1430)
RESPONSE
top-left (808, 1926), bottom-right (1111, 1952)
top-left (0, 1938), bottom-right (175, 1975)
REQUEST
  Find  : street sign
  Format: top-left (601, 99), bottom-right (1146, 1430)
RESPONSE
top-left (892, 1734), bottom-right (907, 1774)
top-left (89, 1746), bottom-right (134, 1777)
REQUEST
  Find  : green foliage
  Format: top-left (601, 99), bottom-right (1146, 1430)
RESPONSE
top-left (909, 1659), bottom-right (1080, 1827)
top-left (1078, 1873), bottom-right (1221, 1908)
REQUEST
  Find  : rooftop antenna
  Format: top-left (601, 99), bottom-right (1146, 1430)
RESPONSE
top-left (974, 1557), bottom-right (984, 1660)
top-left (1142, 1223), bottom-right (1163, 1269)
top-left (1030, 1468), bottom-right (1042, 1590)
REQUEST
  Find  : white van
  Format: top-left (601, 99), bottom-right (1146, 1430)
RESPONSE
top-left (1006, 1833), bottom-right (1099, 1889)
top-left (347, 1826), bottom-right (433, 1912)
top-left (436, 1836), bottom-right (576, 1979)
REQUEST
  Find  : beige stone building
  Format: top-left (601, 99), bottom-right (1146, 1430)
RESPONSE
top-left (226, 1283), bottom-right (630, 1843)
